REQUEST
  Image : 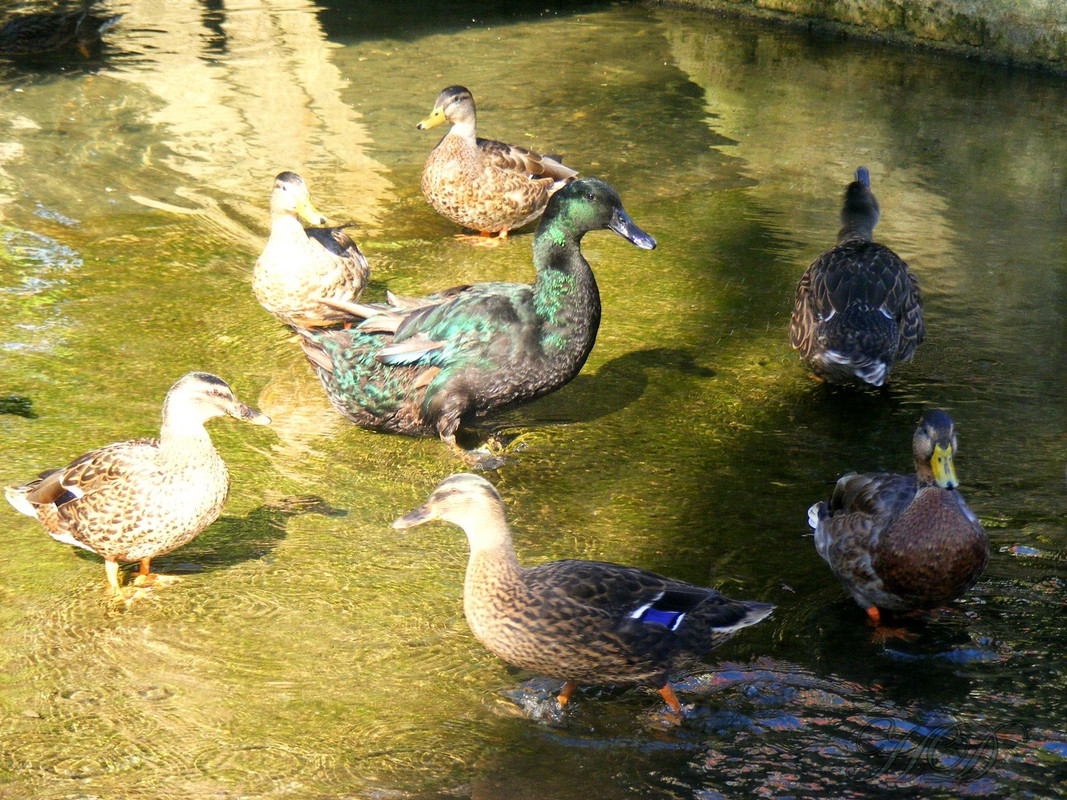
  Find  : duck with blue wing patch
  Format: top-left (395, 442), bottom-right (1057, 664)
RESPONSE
top-left (790, 167), bottom-right (924, 386)
top-left (394, 474), bottom-right (774, 718)
top-left (298, 178), bottom-right (655, 459)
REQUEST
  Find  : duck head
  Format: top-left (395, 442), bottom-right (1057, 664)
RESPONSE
top-left (417, 86), bottom-right (477, 137)
top-left (914, 409), bottom-right (960, 489)
top-left (269, 171), bottom-right (327, 226)
top-left (393, 473), bottom-right (510, 552)
top-left (838, 165), bottom-right (880, 242)
top-left (539, 178), bottom-right (656, 250)
top-left (163, 372), bottom-right (271, 429)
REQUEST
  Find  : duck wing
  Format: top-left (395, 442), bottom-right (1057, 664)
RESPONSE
top-left (477, 137), bottom-right (578, 182)
top-left (826, 471), bottom-right (917, 520)
top-left (305, 224), bottom-right (365, 262)
top-left (375, 282), bottom-right (538, 366)
top-left (809, 471), bottom-right (917, 586)
top-left (525, 559), bottom-right (764, 634)
top-left (796, 243), bottom-right (919, 328)
top-left (24, 439), bottom-right (159, 509)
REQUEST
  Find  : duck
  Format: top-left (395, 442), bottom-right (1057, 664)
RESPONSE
top-left (0, 4), bottom-right (122, 59)
top-left (417, 85), bottom-right (579, 245)
top-left (808, 409), bottom-right (988, 631)
top-left (252, 171), bottom-right (369, 328)
top-left (4, 372), bottom-right (270, 598)
top-left (297, 178), bottom-right (655, 456)
top-left (394, 473), bottom-right (775, 717)
top-left (789, 167), bottom-right (924, 386)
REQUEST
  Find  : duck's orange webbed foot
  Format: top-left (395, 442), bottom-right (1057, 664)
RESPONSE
top-left (657, 684), bottom-right (685, 721)
top-left (454, 229), bottom-right (508, 248)
top-left (865, 606), bottom-right (918, 642)
top-left (556, 680), bottom-right (577, 708)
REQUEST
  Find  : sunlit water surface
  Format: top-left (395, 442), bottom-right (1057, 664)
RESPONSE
top-left (1, 2), bottom-right (1065, 798)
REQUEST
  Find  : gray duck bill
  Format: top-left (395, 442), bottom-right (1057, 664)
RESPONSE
top-left (608, 208), bottom-right (656, 250)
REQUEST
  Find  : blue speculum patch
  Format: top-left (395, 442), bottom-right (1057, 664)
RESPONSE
top-left (636, 606), bottom-right (684, 630)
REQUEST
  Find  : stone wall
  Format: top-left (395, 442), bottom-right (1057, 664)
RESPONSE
top-left (654, 0), bottom-right (1067, 73)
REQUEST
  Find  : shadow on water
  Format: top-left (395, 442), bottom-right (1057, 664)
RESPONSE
top-left (317, 0), bottom-right (616, 42)
top-left (505, 347), bottom-right (717, 428)
top-left (66, 494), bottom-right (346, 577)
top-left (0, 394), bottom-right (35, 417)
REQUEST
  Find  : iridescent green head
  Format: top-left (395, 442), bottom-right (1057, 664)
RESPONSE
top-left (538, 178), bottom-right (656, 250)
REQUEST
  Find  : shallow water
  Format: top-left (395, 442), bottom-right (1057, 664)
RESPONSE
top-left (1, 1), bottom-right (1066, 798)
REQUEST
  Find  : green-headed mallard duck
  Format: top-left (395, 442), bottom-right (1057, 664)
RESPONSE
top-left (297, 178), bottom-right (655, 455)
top-left (417, 85), bottom-right (579, 245)
top-left (789, 167), bottom-right (924, 386)
top-left (0, 5), bottom-right (121, 58)
top-left (394, 473), bottom-right (774, 716)
top-left (808, 409), bottom-right (988, 630)
top-left (4, 372), bottom-right (270, 598)
top-left (252, 171), bottom-right (369, 328)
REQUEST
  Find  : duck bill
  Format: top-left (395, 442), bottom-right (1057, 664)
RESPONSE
top-left (393, 505), bottom-right (437, 529)
top-left (931, 443), bottom-right (959, 488)
top-left (417, 108), bottom-right (445, 131)
top-left (228, 402), bottom-right (271, 426)
top-left (295, 195), bottom-right (327, 226)
top-left (607, 207), bottom-right (656, 250)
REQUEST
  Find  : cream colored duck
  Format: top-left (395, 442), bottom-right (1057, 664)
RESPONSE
top-left (252, 171), bottom-right (369, 327)
top-left (5, 372), bottom-right (270, 598)
top-left (395, 473), bottom-right (774, 716)
top-left (417, 86), bottom-right (578, 245)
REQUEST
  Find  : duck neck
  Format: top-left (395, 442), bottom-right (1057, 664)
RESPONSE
top-left (530, 224), bottom-right (601, 364)
top-left (158, 407), bottom-right (216, 458)
top-left (837, 218), bottom-right (874, 244)
top-left (914, 457), bottom-right (939, 489)
top-left (463, 506), bottom-right (522, 593)
top-left (271, 212), bottom-right (307, 243)
top-left (462, 513), bottom-right (528, 644)
top-left (448, 117), bottom-right (477, 143)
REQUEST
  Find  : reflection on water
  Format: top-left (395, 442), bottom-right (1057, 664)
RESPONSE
top-left (0, 2), bottom-right (1065, 798)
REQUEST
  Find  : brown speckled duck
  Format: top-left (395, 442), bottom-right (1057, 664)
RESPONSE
top-left (808, 410), bottom-right (988, 630)
top-left (252, 171), bottom-right (369, 328)
top-left (417, 86), bottom-right (578, 246)
top-left (790, 167), bottom-right (924, 386)
top-left (394, 473), bottom-right (774, 716)
top-left (5, 372), bottom-right (270, 598)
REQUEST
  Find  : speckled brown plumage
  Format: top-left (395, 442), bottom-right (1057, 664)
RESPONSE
top-left (252, 171), bottom-right (368, 328)
top-left (395, 474), bottom-right (774, 715)
top-left (5, 372), bottom-right (270, 596)
top-left (808, 410), bottom-right (988, 621)
top-left (417, 86), bottom-right (578, 240)
top-left (790, 167), bottom-right (924, 386)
